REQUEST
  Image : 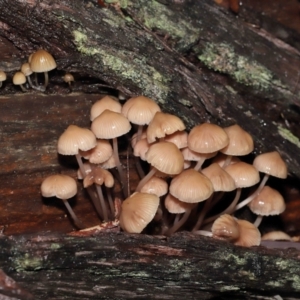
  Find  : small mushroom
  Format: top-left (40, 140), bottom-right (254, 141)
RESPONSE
top-left (41, 174), bottom-right (85, 229)
top-left (63, 73), bottom-right (74, 88)
top-left (0, 71), bottom-right (7, 88)
top-left (21, 63), bottom-right (34, 89)
top-left (13, 72), bottom-right (27, 92)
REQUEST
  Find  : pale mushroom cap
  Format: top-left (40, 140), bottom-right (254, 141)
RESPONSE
top-left (140, 176), bottom-right (168, 197)
top-left (131, 130), bottom-right (147, 148)
top-left (99, 154), bottom-right (117, 169)
top-left (91, 110), bottom-right (131, 139)
top-left (225, 162), bottom-right (260, 188)
top-left (13, 72), bottom-right (26, 85)
top-left (63, 73), bottom-right (74, 83)
top-left (164, 131), bottom-right (188, 149)
top-left (253, 151), bottom-right (288, 179)
top-left (90, 96), bottom-right (122, 121)
top-left (201, 163), bottom-right (236, 192)
top-left (164, 193), bottom-right (194, 214)
top-left (170, 169), bottom-right (214, 203)
top-left (234, 219), bottom-right (261, 247)
top-left (212, 214), bottom-right (240, 242)
top-left (30, 49), bottom-right (57, 72)
top-left (57, 125), bottom-right (97, 155)
top-left (188, 123), bottom-right (229, 154)
top-left (181, 147), bottom-right (217, 162)
top-left (0, 71), bottom-right (6, 81)
top-left (80, 139), bottom-right (113, 164)
top-left (261, 231), bottom-right (291, 241)
top-left (21, 63), bottom-right (33, 76)
top-left (83, 167), bottom-right (114, 188)
top-left (134, 138), bottom-right (151, 161)
top-left (221, 124), bottom-right (254, 156)
top-left (102, 169), bottom-right (114, 188)
top-left (119, 192), bottom-right (160, 233)
top-left (248, 186), bottom-right (286, 216)
top-left (147, 112), bottom-right (186, 143)
top-left (145, 141), bottom-right (184, 175)
top-left (41, 174), bottom-right (77, 199)
top-left (122, 95), bottom-right (161, 125)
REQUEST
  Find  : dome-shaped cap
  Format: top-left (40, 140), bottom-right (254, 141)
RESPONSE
top-left (21, 63), bottom-right (33, 76)
top-left (119, 192), bottom-right (159, 233)
top-left (188, 123), bottom-right (229, 154)
top-left (253, 151), bottom-right (287, 179)
top-left (212, 214), bottom-right (240, 242)
top-left (221, 124), bottom-right (254, 156)
top-left (145, 141), bottom-right (184, 175)
top-left (57, 125), bottom-right (97, 155)
top-left (13, 72), bottom-right (26, 85)
top-left (0, 71), bottom-right (6, 81)
top-left (91, 110), bottom-right (131, 139)
top-left (122, 95), bottom-right (161, 125)
top-left (164, 193), bottom-right (194, 214)
top-left (90, 96), bottom-right (122, 121)
top-left (57, 125), bottom-right (96, 155)
top-left (235, 219), bottom-right (261, 247)
top-left (80, 139), bottom-right (113, 164)
top-left (147, 112), bottom-right (186, 143)
top-left (30, 49), bottom-right (57, 73)
top-left (248, 186), bottom-right (286, 216)
top-left (170, 169), bottom-right (214, 203)
top-left (140, 177), bottom-right (168, 197)
top-left (41, 174), bottom-right (77, 199)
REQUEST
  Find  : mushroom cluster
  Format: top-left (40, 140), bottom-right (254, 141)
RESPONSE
top-left (41, 94), bottom-right (288, 247)
top-left (1, 49), bottom-right (59, 92)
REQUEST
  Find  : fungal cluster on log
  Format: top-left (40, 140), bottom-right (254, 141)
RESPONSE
top-left (40, 94), bottom-right (290, 248)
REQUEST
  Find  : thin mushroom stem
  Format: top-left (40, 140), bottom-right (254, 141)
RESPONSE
top-left (136, 125), bottom-right (144, 143)
top-left (234, 174), bottom-right (270, 211)
top-left (95, 185), bottom-right (109, 222)
top-left (222, 155), bottom-right (232, 168)
top-left (105, 187), bottom-right (115, 218)
top-left (193, 158), bottom-right (206, 172)
top-left (135, 167), bottom-right (157, 192)
top-left (44, 71), bottom-right (49, 89)
top-left (63, 200), bottom-right (85, 229)
top-left (164, 209), bottom-right (192, 236)
top-left (26, 75), bottom-right (34, 89)
top-left (202, 188), bottom-right (242, 226)
top-left (253, 215), bottom-right (263, 227)
top-left (112, 137), bottom-right (129, 198)
top-left (20, 84), bottom-right (27, 92)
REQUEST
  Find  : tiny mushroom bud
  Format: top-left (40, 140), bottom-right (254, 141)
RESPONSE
top-left (21, 63), bottom-right (34, 89)
top-left (63, 73), bottom-right (74, 87)
top-left (41, 174), bottom-right (85, 229)
top-left (0, 70), bottom-right (7, 88)
top-left (13, 72), bottom-right (27, 92)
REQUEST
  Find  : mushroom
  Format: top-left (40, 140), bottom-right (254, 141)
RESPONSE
top-left (29, 49), bottom-right (57, 91)
top-left (0, 71), bottom-right (7, 88)
top-left (90, 96), bottom-right (122, 121)
top-left (21, 63), bottom-right (34, 89)
top-left (41, 174), bottom-right (85, 229)
top-left (13, 72), bottom-right (27, 92)
top-left (63, 73), bottom-right (74, 89)
top-left (119, 192), bottom-right (160, 233)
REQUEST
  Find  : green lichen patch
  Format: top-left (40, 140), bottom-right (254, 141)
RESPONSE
top-left (134, 0), bottom-right (200, 51)
top-left (277, 124), bottom-right (300, 148)
top-left (72, 29), bottom-right (170, 102)
top-left (14, 253), bottom-right (44, 272)
top-left (198, 43), bottom-right (285, 91)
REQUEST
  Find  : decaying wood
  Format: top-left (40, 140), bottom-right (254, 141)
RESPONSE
top-left (1, 0), bottom-right (300, 299)
top-left (0, 231), bottom-right (300, 299)
top-left (0, 0), bottom-right (300, 178)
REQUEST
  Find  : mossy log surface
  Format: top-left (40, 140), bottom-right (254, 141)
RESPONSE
top-left (0, 231), bottom-right (300, 299)
top-left (0, 0), bottom-right (300, 178)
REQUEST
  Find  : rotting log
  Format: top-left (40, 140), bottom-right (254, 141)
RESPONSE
top-left (1, 231), bottom-right (300, 299)
top-left (0, 0), bottom-right (300, 177)
top-left (1, 0), bottom-right (300, 299)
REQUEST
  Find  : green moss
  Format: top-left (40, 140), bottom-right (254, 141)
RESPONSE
top-left (72, 29), bottom-right (170, 102)
top-left (14, 253), bottom-right (44, 272)
top-left (198, 43), bottom-right (286, 91)
top-left (277, 124), bottom-right (300, 148)
top-left (104, 0), bottom-right (128, 8)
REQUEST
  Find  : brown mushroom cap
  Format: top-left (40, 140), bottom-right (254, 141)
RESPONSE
top-left (248, 186), bottom-right (286, 216)
top-left (122, 95), bottom-right (161, 125)
top-left (133, 138), bottom-right (151, 161)
top-left (21, 63), bottom-right (33, 76)
top-left (90, 96), bottom-right (122, 121)
top-left (57, 125), bottom-right (97, 155)
top-left (145, 141), bottom-right (184, 175)
top-left (253, 151), bottom-right (287, 179)
top-left (181, 147), bottom-right (217, 162)
top-left (164, 193), bottom-right (194, 214)
top-left (13, 72), bottom-right (26, 85)
top-left (221, 124), bottom-right (254, 156)
top-left (164, 131), bottom-right (188, 149)
top-left (140, 176), bottom-right (168, 197)
top-left (0, 71), bottom-right (6, 82)
top-left (234, 219), bottom-right (261, 247)
top-left (261, 231), bottom-right (291, 241)
top-left (211, 214), bottom-right (240, 242)
top-left (41, 174), bottom-right (77, 199)
top-left (201, 163), bottom-right (236, 192)
top-left (225, 161), bottom-right (260, 188)
top-left (30, 49), bottom-right (57, 73)
top-left (188, 123), bottom-right (229, 154)
top-left (80, 139), bottom-right (113, 164)
top-left (147, 112), bottom-right (186, 143)
top-left (170, 169), bottom-right (214, 203)
top-left (63, 73), bottom-right (74, 83)
top-left (91, 110), bottom-right (131, 139)
top-left (119, 192), bottom-right (160, 233)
